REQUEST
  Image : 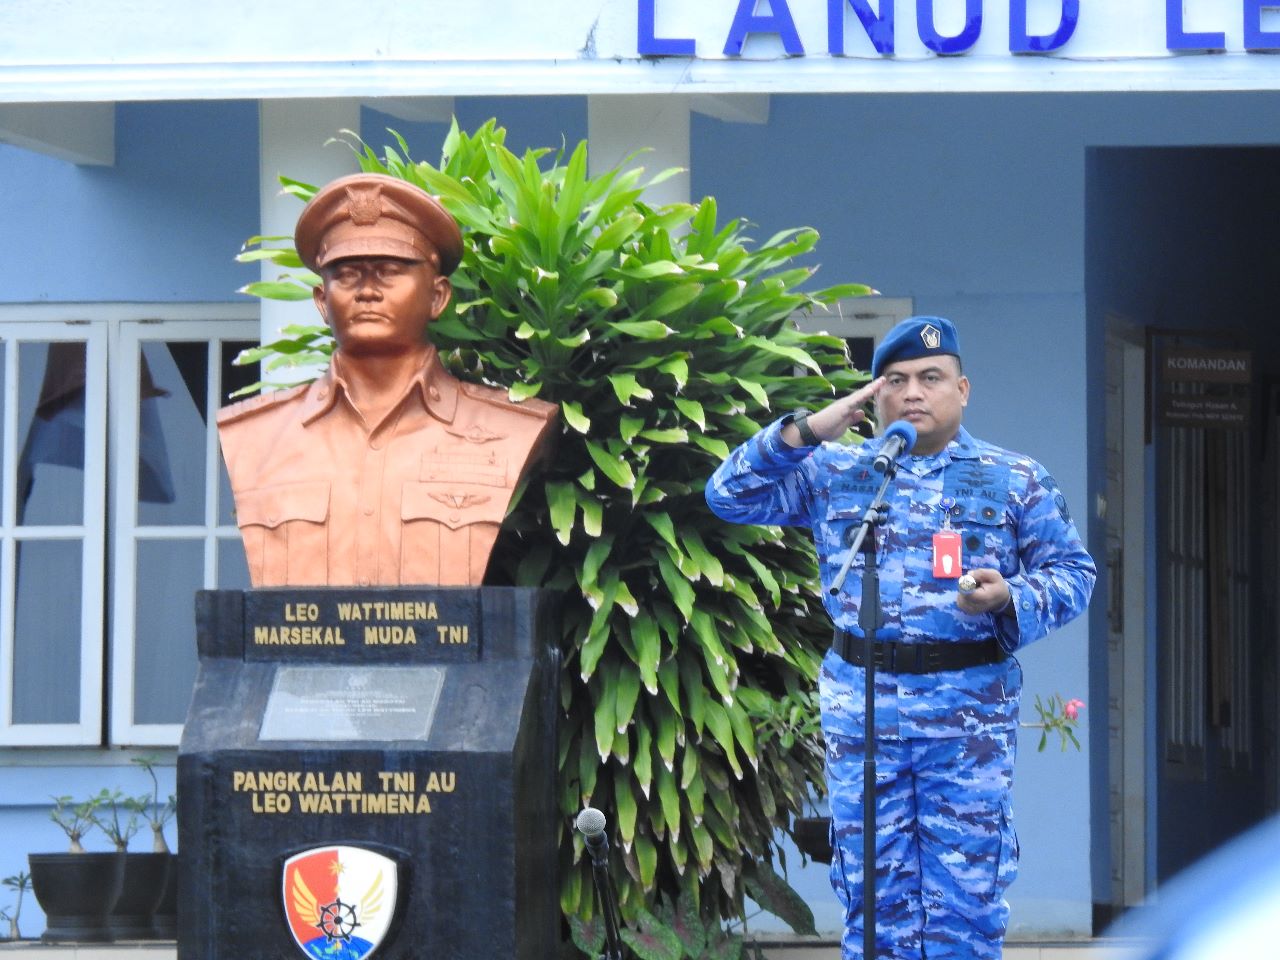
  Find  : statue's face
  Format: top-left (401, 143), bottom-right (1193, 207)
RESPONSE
top-left (313, 256), bottom-right (452, 357)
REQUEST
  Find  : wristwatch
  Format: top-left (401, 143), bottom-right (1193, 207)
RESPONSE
top-left (792, 412), bottom-right (820, 446)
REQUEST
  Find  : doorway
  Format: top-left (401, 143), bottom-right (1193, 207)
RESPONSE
top-left (1087, 146), bottom-right (1280, 920)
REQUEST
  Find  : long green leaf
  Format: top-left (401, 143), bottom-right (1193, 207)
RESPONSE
top-left (631, 613), bottom-right (662, 694)
top-left (584, 440), bottom-right (636, 490)
top-left (545, 481), bottom-right (576, 547)
top-left (238, 280), bottom-right (314, 301)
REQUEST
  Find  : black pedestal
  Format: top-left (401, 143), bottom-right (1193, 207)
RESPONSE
top-left (177, 587), bottom-right (559, 960)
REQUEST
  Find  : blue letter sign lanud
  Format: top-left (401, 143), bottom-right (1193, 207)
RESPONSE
top-left (637, 0), bottom-right (696, 56)
top-left (637, 1), bottom-right (1280, 60)
top-left (723, 0), bottom-right (806, 55)
top-left (1166, 0), bottom-right (1227, 49)
top-left (916, 0), bottom-right (983, 54)
top-left (828, 0), bottom-right (896, 54)
top-left (1009, 0), bottom-right (1080, 52)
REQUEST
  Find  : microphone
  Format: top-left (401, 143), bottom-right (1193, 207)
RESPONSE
top-left (576, 806), bottom-right (608, 851)
top-left (872, 420), bottom-right (916, 473)
top-left (577, 807), bottom-right (625, 960)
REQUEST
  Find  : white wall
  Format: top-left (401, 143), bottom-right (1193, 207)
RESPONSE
top-left (4, 0), bottom-right (1280, 102)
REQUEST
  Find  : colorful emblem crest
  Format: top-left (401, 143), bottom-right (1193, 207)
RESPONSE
top-left (283, 845), bottom-right (397, 959)
top-left (919, 323), bottom-right (942, 349)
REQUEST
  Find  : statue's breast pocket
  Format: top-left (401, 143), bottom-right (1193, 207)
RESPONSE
top-left (233, 481), bottom-right (330, 585)
top-left (401, 482), bottom-right (509, 530)
top-left (400, 477), bottom-right (510, 585)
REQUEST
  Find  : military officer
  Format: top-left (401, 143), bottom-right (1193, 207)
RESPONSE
top-left (705, 316), bottom-right (1095, 959)
top-left (219, 173), bottom-right (557, 587)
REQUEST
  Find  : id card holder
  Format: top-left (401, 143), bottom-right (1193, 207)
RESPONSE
top-left (933, 531), bottom-right (962, 578)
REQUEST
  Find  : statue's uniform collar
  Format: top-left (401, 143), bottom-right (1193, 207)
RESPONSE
top-left (299, 347), bottom-right (459, 426)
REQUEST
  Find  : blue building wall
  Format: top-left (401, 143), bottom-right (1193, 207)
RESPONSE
top-left (0, 100), bottom-right (258, 304)
top-left (2, 89), bottom-right (1280, 940)
top-left (688, 90), bottom-right (1280, 935)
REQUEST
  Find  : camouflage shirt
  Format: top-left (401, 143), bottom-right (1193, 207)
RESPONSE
top-left (705, 419), bottom-right (1096, 739)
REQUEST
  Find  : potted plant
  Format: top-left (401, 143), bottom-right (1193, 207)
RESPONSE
top-left (94, 787), bottom-right (170, 941)
top-left (133, 755), bottom-right (178, 938)
top-left (1, 871), bottom-right (30, 940)
top-left (28, 793), bottom-right (124, 942)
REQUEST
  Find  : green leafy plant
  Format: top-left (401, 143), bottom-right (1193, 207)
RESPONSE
top-left (237, 119), bottom-right (872, 935)
top-left (49, 794), bottom-right (103, 853)
top-left (2, 870), bottom-right (29, 940)
top-left (132, 755), bottom-right (177, 853)
top-left (570, 887), bottom-right (749, 960)
top-left (91, 788), bottom-right (150, 852)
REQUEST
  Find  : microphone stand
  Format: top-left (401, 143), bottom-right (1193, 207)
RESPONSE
top-left (828, 462), bottom-right (898, 960)
top-left (584, 832), bottom-right (626, 960)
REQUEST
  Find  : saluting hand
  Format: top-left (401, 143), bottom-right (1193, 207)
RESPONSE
top-left (782, 377), bottom-right (886, 447)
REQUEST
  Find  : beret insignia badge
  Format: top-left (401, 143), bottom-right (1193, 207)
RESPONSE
top-left (920, 324), bottom-right (941, 349)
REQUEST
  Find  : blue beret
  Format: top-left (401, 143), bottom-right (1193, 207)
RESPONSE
top-left (871, 316), bottom-right (961, 378)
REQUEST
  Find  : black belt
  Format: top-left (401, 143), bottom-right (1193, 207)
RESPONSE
top-left (832, 630), bottom-right (1006, 674)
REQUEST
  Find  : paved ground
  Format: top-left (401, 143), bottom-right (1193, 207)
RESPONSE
top-left (755, 938), bottom-right (1145, 960)
top-left (0, 939), bottom-right (1147, 958)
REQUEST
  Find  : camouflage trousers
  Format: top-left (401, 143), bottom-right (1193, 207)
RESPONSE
top-left (826, 730), bottom-right (1018, 959)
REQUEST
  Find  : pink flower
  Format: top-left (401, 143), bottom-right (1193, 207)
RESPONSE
top-left (1064, 698), bottom-right (1085, 721)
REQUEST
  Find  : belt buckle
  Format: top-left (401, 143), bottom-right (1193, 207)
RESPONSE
top-left (873, 643), bottom-right (893, 672)
top-left (924, 647), bottom-right (943, 672)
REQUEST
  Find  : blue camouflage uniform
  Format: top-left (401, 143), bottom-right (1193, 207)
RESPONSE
top-left (705, 414), bottom-right (1095, 959)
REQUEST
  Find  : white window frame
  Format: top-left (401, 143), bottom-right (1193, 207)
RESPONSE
top-left (792, 295), bottom-right (913, 349)
top-left (0, 318), bottom-right (108, 745)
top-left (0, 303), bottom-right (259, 747)
top-left (110, 314), bottom-right (259, 746)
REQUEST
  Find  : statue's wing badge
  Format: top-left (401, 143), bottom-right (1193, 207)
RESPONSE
top-left (282, 845), bottom-right (398, 959)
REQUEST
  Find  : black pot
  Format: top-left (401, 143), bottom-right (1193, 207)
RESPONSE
top-left (792, 815), bottom-right (833, 864)
top-left (151, 852), bottom-right (179, 939)
top-left (109, 852), bottom-right (172, 941)
top-left (28, 851), bottom-right (125, 942)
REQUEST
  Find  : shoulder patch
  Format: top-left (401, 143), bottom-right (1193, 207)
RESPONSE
top-left (457, 381), bottom-right (557, 420)
top-left (216, 383), bottom-right (310, 426)
top-left (1040, 473), bottom-right (1071, 522)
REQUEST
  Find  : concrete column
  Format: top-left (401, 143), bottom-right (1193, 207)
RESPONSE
top-left (586, 95), bottom-right (690, 208)
top-left (258, 98), bottom-right (361, 366)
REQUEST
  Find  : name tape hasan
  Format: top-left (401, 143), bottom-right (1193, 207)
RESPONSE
top-left (231, 769), bottom-right (457, 816)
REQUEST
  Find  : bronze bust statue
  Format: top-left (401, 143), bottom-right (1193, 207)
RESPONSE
top-left (218, 173), bottom-right (558, 587)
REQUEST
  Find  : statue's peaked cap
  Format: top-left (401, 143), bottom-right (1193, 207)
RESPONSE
top-left (295, 173), bottom-right (463, 276)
